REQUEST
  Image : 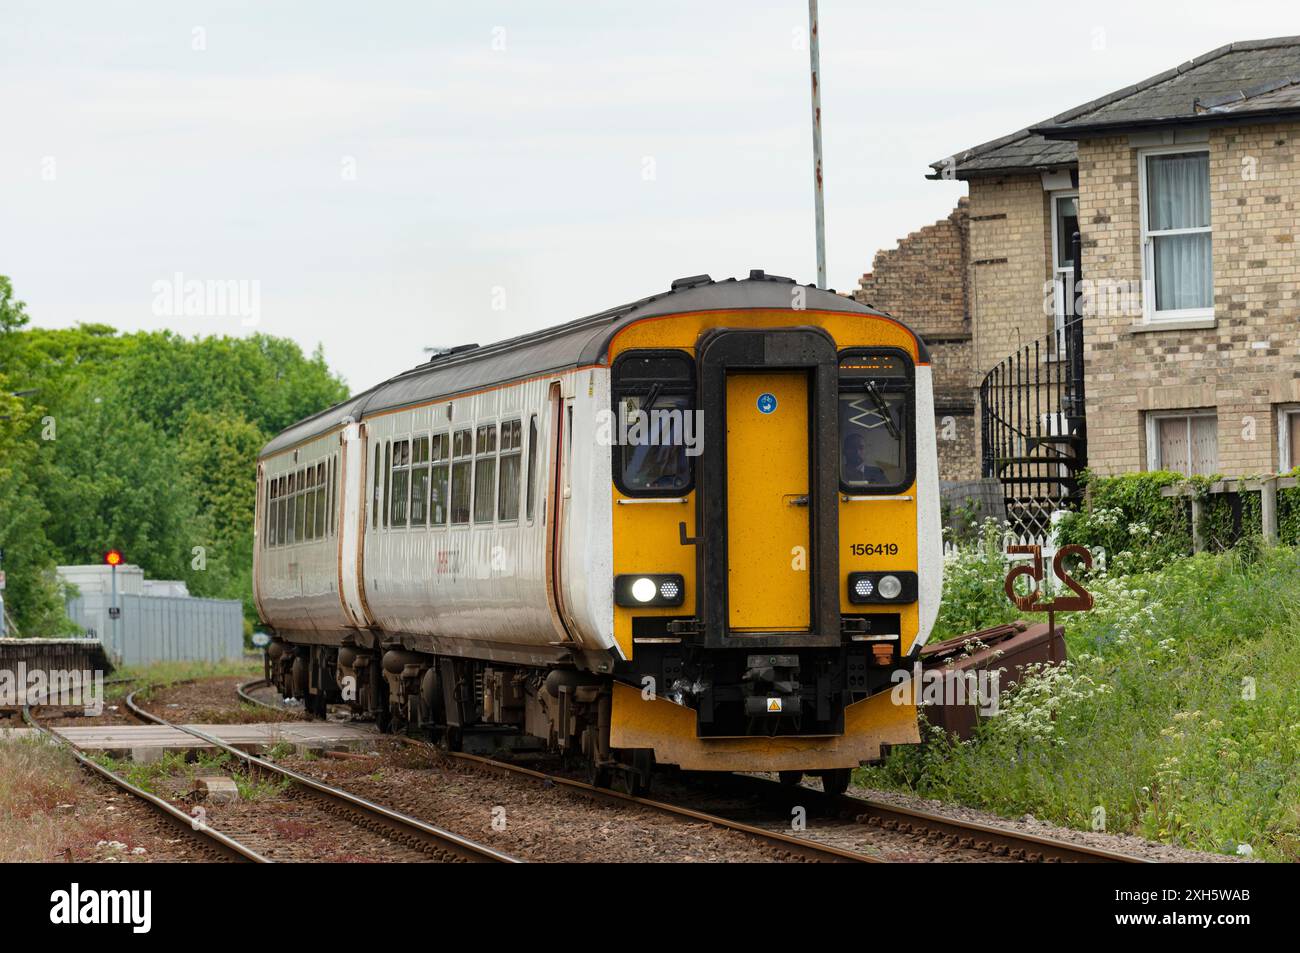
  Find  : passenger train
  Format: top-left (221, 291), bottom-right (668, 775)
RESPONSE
top-left (254, 271), bottom-right (942, 794)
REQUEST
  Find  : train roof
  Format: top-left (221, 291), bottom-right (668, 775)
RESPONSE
top-left (260, 271), bottom-right (923, 458)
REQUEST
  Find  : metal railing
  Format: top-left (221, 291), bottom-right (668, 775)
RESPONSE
top-left (978, 233), bottom-right (1087, 541)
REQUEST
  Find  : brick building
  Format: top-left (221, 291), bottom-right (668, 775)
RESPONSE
top-left (853, 200), bottom-right (976, 481)
top-left (914, 36), bottom-right (1300, 520)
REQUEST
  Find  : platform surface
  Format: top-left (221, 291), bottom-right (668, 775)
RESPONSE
top-left (0, 721), bottom-right (378, 758)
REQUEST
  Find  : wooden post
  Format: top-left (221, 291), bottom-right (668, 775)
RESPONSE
top-left (1191, 495), bottom-right (1204, 554)
top-left (1261, 476), bottom-right (1279, 543)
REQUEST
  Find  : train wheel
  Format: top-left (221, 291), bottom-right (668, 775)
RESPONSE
top-left (820, 769), bottom-right (851, 796)
top-left (586, 757), bottom-right (611, 789)
top-left (778, 770), bottom-right (803, 787)
top-left (615, 749), bottom-right (653, 797)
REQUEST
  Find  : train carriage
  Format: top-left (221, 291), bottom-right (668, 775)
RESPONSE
top-left (254, 270), bottom-right (942, 794)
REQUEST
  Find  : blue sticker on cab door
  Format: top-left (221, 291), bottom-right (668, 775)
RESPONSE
top-left (757, 393), bottom-right (778, 414)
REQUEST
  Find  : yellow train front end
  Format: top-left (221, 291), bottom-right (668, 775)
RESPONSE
top-left (604, 279), bottom-right (942, 791)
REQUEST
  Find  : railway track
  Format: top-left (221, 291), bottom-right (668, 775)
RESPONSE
top-left (687, 773), bottom-right (1150, 863)
top-left (21, 704), bottom-right (269, 863)
top-left (237, 679), bottom-right (876, 863)
top-left (235, 678), bottom-right (1148, 863)
top-left (124, 687), bottom-right (520, 864)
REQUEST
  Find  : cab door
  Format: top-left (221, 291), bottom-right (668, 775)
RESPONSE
top-left (697, 327), bottom-right (840, 648)
top-left (725, 371), bottom-right (812, 631)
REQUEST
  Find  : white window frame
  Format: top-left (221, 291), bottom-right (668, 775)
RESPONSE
top-left (1049, 189), bottom-right (1078, 359)
top-left (1138, 144), bottom-right (1213, 325)
top-left (1145, 409), bottom-right (1217, 474)
top-left (1278, 405), bottom-right (1300, 473)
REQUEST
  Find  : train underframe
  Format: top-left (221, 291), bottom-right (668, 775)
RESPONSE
top-left (266, 635), bottom-right (663, 794)
top-left (264, 633), bottom-right (903, 796)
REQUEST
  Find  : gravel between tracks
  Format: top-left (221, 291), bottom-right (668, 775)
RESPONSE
top-left (273, 742), bottom-right (833, 862)
top-left (137, 676), bottom-right (306, 725)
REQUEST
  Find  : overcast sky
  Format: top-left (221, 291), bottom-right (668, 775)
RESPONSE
top-left (2, 1), bottom-right (1296, 393)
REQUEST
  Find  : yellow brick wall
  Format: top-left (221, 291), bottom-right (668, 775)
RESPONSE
top-left (967, 175), bottom-right (1055, 378)
top-left (1077, 123), bottom-right (1300, 476)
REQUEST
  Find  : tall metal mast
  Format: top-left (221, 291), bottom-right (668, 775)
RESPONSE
top-left (808, 0), bottom-right (827, 289)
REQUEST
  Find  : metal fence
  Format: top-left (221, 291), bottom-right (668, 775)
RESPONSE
top-left (65, 592), bottom-right (244, 665)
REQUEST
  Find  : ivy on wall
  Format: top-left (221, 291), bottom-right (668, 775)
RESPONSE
top-left (1056, 471), bottom-right (1192, 573)
top-left (1056, 469), bottom-right (1300, 574)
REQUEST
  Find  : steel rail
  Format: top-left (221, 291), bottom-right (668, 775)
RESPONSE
top-left (236, 679), bottom-right (877, 863)
top-left (125, 687), bottom-right (521, 864)
top-left (235, 678), bottom-right (276, 708)
top-left (713, 773), bottom-right (1150, 863)
top-left (21, 705), bottom-right (269, 863)
top-left (236, 677), bottom-right (1146, 862)
top-left (446, 749), bottom-right (880, 863)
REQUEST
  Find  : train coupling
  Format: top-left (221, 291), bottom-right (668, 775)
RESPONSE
top-left (741, 654), bottom-right (800, 716)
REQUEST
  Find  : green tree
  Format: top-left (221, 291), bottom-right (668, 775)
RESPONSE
top-left (0, 375), bottom-right (77, 636)
top-left (0, 273), bottom-right (350, 631)
top-left (177, 408), bottom-right (266, 607)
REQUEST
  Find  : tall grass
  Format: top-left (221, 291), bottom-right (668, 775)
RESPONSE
top-left (862, 538), bottom-right (1300, 860)
top-left (0, 736), bottom-right (90, 861)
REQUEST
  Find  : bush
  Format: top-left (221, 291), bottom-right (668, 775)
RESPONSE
top-left (933, 519), bottom-right (1019, 640)
top-left (1055, 470), bottom-right (1192, 574)
top-left (866, 543), bottom-right (1300, 860)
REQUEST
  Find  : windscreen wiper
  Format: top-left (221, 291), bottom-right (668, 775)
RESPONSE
top-left (865, 381), bottom-right (900, 440)
top-left (640, 382), bottom-right (664, 416)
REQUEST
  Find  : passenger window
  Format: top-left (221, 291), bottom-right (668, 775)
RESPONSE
top-left (410, 435), bottom-right (430, 526)
top-left (473, 423), bottom-right (498, 523)
top-left (315, 462), bottom-right (328, 538)
top-left (498, 420), bottom-right (522, 521)
top-left (838, 351), bottom-right (913, 491)
top-left (450, 429), bottom-right (472, 524)
top-left (285, 473), bottom-right (293, 544)
top-left (287, 471), bottom-right (298, 544)
top-left (276, 476), bottom-right (287, 545)
top-left (297, 469), bottom-right (309, 541)
top-left (612, 352), bottom-right (695, 495)
top-left (430, 433), bottom-right (449, 526)
top-left (390, 439), bottom-right (410, 527)
top-left (265, 479), bottom-right (276, 546)
top-left (304, 465), bottom-right (317, 540)
top-left (525, 415), bottom-right (539, 522)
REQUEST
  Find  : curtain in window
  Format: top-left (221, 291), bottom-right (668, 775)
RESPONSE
top-left (1148, 153), bottom-right (1212, 311)
top-left (1290, 413), bottom-right (1300, 471)
top-left (1190, 416), bottom-right (1217, 475)
top-left (1157, 418), bottom-right (1189, 475)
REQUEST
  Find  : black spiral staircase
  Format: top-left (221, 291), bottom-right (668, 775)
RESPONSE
top-left (978, 234), bottom-right (1088, 541)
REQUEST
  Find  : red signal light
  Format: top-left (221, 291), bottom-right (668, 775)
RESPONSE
top-left (104, 550), bottom-right (124, 567)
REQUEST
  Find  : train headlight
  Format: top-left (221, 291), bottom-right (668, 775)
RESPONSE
top-left (847, 571), bottom-right (917, 604)
top-left (878, 574), bottom-right (903, 600)
top-left (615, 574), bottom-right (686, 608)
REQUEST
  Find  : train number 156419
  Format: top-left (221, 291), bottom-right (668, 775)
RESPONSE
top-left (849, 542), bottom-right (898, 556)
